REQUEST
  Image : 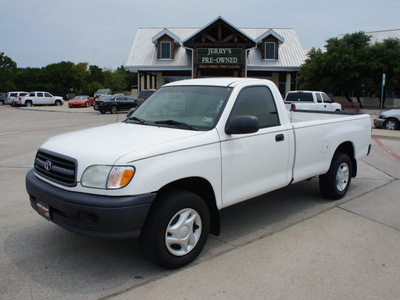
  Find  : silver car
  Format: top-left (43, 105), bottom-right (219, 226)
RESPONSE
top-left (374, 109), bottom-right (400, 130)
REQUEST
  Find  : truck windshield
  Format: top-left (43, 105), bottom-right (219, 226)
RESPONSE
top-left (128, 85), bottom-right (232, 130)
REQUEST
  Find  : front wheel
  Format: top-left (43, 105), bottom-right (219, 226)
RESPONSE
top-left (319, 152), bottom-right (352, 200)
top-left (55, 100), bottom-right (62, 106)
top-left (384, 118), bottom-right (399, 130)
top-left (140, 190), bottom-right (210, 269)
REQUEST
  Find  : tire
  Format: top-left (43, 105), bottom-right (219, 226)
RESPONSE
top-left (55, 100), bottom-right (62, 106)
top-left (25, 101), bottom-right (32, 107)
top-left (100, 109), bottom-right (106, 114)
top-left (384, 118), bottom-right (399, 130)
top-left (319, 152), bottom-right (352, 200)
top-left (140, 190), bottom-right (210, 269)
top-left (110, 106), bottom-right (118, 114)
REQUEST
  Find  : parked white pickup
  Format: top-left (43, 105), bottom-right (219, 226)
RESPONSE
top-left (284, 90), bottom-right (342, 112)
top-left (26, 78), bottom-right (371, 269)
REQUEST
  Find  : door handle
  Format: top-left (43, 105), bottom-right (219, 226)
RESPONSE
top-left (275, 134), bottom-right (285, 142)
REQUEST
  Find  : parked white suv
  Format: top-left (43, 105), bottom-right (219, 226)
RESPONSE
top-left (15, 92), bottom-right (64, 107)
top-left (6, 91), bottom-right (29, 105)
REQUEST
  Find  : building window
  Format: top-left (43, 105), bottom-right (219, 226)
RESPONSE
top-left (161, 42), bottom-right (171, 59)
top-left (265, 42), bottom-right (275, 59)
top-left (163, 76), bottom-right (191, 85)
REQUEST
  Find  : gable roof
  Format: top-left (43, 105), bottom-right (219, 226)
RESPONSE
top-left (126, 26), bottom-right (306, 72)
top-left (152, 28), bottom-right (182, 46)
top-left (183, 16), bottom-right (256, 48)
top-left (255, 29), bottom-right (285, 44)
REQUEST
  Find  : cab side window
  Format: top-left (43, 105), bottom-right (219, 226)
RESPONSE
top-left (322, 93), bottom-right (331, 103)
top-left (316, 93), bottom-right (323, 103)
top-left (229, 86), bottom-right (280, 128)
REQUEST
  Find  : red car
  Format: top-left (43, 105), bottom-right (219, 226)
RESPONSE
top-left (68, 95), bottom-right (94, 108)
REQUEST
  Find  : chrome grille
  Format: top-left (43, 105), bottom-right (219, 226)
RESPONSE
top-left (34, 149), bottom-right (77, 187)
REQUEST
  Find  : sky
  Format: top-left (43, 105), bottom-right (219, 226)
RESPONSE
top-left (1, 0), bottom-right (399, 69)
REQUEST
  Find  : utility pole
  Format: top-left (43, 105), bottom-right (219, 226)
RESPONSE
top-left (380, 73), bottom-right (385, 114)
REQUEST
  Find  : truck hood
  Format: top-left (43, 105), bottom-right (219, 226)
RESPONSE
top-left (41, 122), bottom-right (214, 167)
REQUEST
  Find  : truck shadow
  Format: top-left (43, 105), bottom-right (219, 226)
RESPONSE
top-left (3, 179), bottom-right (338, 298)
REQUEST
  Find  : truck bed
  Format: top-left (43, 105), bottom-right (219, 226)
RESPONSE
top-left (289, 110), bottom-right (369, 124)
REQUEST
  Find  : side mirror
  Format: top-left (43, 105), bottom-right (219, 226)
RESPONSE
top-left (126, 107), bottom-right (136, 118)
top-left (225, 115), bottom-right (259, 135)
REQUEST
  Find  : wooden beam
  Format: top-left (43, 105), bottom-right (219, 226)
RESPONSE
top-left (223, 34), bottom-right (234, 43)
top-left (206, 34), bottom-right (216, 43)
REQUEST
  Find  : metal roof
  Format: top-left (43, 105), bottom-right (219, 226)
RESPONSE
top-left (126, 27), bottom-right (307, 72)
top-left (338, 29), bottom-right (400, 44)
top-left (366, 29), bottom-right (400, 44)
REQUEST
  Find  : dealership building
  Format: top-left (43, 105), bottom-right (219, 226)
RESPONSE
top-left (126, 16), bottom-right (307, 95)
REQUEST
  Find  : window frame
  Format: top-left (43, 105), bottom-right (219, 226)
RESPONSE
top-left (160, 41), bottom-right (172, 59)
top-left (264, 42), bottom-right (276, 60)
top-left (228, 85), bottom-right (280, 129)
top-left (322, 93), bottom-right (331, 103)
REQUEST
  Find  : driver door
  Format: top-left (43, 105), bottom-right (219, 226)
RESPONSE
top-left (220, 86), bottom-right (292, 207)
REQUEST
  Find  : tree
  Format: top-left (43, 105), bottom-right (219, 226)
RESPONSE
top-left (297, 32), bottom-right (400, 107)
top-left (0, 52), bottom-right (17, 91)
top-left (1, 52), bottom-right (138, 97)
top-left (368, 38), bottom-right (400, 107)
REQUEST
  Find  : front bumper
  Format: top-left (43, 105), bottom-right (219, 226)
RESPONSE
top-left (373, 118), bottom-right (385, 128)
top-left (26, 169), bottom-right (156, 239)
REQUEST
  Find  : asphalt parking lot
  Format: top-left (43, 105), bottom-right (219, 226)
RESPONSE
top-left (1, 104), bottom-right (400, 299)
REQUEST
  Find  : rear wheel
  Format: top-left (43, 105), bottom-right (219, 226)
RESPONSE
top-left (110, 106), bottom-right (118, 114)
top-left (25, 101), bottom-right (32, 107)
top-left (319, 152), bottom-right (352, 200)
top-left (384, 118), bottom-right (399, 130)
top-left (140, 190), bottom-right (210, 269)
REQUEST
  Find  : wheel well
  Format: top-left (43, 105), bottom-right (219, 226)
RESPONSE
top-left (156, 177), bottom-right (220, 236)
top-left (335, 142), bottom-right (357, 177)
top-left (385, 117), bottom-right (400, 125)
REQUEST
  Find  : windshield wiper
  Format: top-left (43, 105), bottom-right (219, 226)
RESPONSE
top-left (155, 120), bottom-right (199, 131)
top-left (128, 116), bottom-right (147, 125)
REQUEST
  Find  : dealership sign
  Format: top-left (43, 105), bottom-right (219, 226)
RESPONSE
top-left (197, 48), bottom-right (242, 64)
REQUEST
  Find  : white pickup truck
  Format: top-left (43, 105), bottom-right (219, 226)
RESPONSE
top-left (284, 90), bottom-right (342, 112)
top-left (26, 78), bottom-right (371, 268)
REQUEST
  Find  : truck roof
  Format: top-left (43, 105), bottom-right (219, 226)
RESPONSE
top-left (287, 90), bottom-right (324, 94)
top-left (164, 77), bottom-right (271, 88)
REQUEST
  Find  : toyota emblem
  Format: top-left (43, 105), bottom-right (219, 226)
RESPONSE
top-left (44, 160), bottom-right (52, 171)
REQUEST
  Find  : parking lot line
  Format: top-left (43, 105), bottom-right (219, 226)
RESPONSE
top-left (0, 122), bottom-right (109, 137)
top-left (373, 138), bottom-right (400, 161)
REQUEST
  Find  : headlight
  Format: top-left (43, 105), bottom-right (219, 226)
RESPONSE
top-left (81, 165), bottom-right (135, 189)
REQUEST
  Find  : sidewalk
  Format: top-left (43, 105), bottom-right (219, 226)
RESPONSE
top-left (112, 181), bottom-right (400, 300)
